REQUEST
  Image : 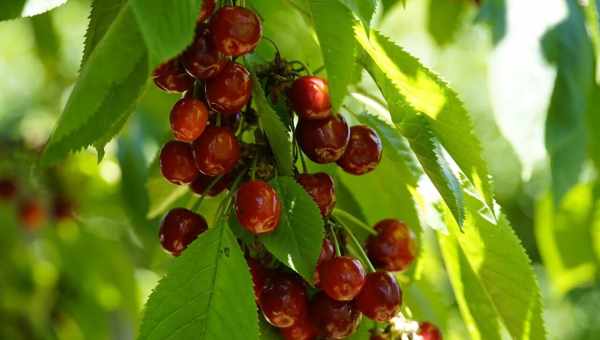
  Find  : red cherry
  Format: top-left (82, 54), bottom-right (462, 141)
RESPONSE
top-left (18, 199), bottom-right (46, 231)
top-left (337, 125), bottom-right (383, 175)
top-left (0, 178), bottom-right (17, 200)
top-left (192, 126), bottom-right (241, 176)
top-left (205, 62), bottom-right (252, 114)
top-left (153, 58), bottom-right (195, 93)
top-left (209, 6), bottom-right (262, 56)
top-left (418, 322), bottom-right (443, 340)
top-left (170, 98), bottom-right (209, 142)
top-left (160, 141), bottom-right (199, 185)
top-left (190, 172), bottom-right (233, 197)
top-left (296, 172), bottom-right (336, 217)
top-left (246, 257), bottom-right (270, 300)
top-left (259, 272), bottom-right (308, 328)
top-left (314, 238), bottom-right (335, 285)
top-left (159, 208), bottom-right (208, 256)
top-left (318, 256), bottom-right (366, 301)
top-left (197, 0), bottom-right (216, 22)
top-left (367, 219), bottom-right (416, 272)
top-left (289, 76), bottom-right (331, 120)
top-left (309, 292), bottom-right (361, 339)
top-left (280, 317), bottom-right (317, 340)
top-left (235, 180), bottom-right (282, 235)
top-left (52, 196), bottom-right (75, 221)
top-left (296, 114), bottom-right (350, 164)
top-left (355, 272), bottom-right (402, 322)
top-left (182, 26), bottom-right (227, 80)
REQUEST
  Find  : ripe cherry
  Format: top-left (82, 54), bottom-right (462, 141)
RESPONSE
top-left (280, 317), bottom-right (317, 340)
top-left (314, 238), bottom-right (334, 285)
top-left (159, 208), bottom-right (208, 256)
top-left (197, 0), bottom-right (216, 22)
top-left (246, 257), bottom-right (269, 300)
top-left (160, 141), bottom-right (199, 185)
top-left (205, 62), bottom-right (252, 114)
top-left (0, 178), bottom-right (17, 200)
top-left (209, 6), bottom-right (262, 57)
top-left (288, 76), bottom-right (331, 120)
top-left (337, 125), bottom-right (383, 175)
top-left (190, 172), bottom-right (233, 197)
top-left (18, 199), bottom-right (46, 231)
top-left (52, 196), bottom-right (75, 221)
top-left (296, 114), bottom-right (350, 164)
top-left (170, 98), bottom-right (209, 142)
top-left (355, 272), bottom-right (402, 322)
top-left (192, 126), bottom-right (240, 176)
top-left (317, 256), bottom-right (366, 301)
top-left (296, 172), bottom-right (336, 217)
top-left (259, 272), bottom-right (308, 328)
top-left (182, 26), bottom-right (227, 80)
top-left (418, 322), bottom-right (443, 340)
top-left (309, 292), bottom-right (361, 339)
top-left (153, 58), bottom-right (195, 93)
top-left (235, 180), bottom-right (282, 235)
top-left (367, 219), bottom-right (416, 272)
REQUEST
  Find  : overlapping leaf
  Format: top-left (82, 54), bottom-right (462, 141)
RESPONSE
top-left (427, 0), bottom-right (470, 46)
top-left (0, 0), bottom-right (68, 21)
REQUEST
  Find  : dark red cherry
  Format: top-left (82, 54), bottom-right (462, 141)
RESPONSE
top-left (52, 196), bottom-right (75, 221)
top-left (337, 125), bottom-right (382, 175)
top-left (235, 180), bottom-right (282, 235)
top-left (182, 26), bottom-right (227, 80)
top-left (259, 272), bottom-right (308, 328)
top-left (289, 76), bottom-right (331, 120)
top-left (280, 317), bottom-right (317, 340)
top-left (209, 110), bottom-right (242, 130)
top-left (153, 59), bottom-right (195, 93)
top-left (192, 126), bottom-right (240, 176)
top-left (205, 62), bottom-right (252, 114)
top-left (190, 172), bottom-right (233, 197)
top-left (160, 141), bottom-right (199, 185)
top-left (170, 98), bottom-right (209, 142)
top-left (209, 6), bottom-right (262, 57)
top-left (296, 114), bottom-right (350, 164)
top-left (159, 208), bottom-right (208, 256)
top-left (19, 199), bottom-right (46, 231)
top-left (418, 322), bottom-right (443, 340)
top-left (309, 292), bottom-right (361, 339)
top-left (246, 257), bottom-right (270, 300)
top-left (318, 256), bottom-right (366, 301)
top-left (296, 172), bottom-right (336, 217)
top-left (355, 272), bottom-right (402, 322)
top-left (0, 178), bottom-right (17, 200)
top-left (197, 0), bottom-right (216, 22)
top-left (367, 219), bottom-right (416, 272)
top-left (314, 238), bottom-right (335, 285)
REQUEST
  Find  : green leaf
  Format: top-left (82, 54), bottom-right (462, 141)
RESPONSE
top-left (437, 187), bottom-right (546, 340)
top-left (307, 0), bottom-right (357, 111)
top-left (259, 176), bottom-right (325, 283)
top-left (41, 5), bottom-right (148, 166)
top-left (339, 0), bottom-right (377, 27)
top-left (130, 0), bottom-right (201, 67)
top-left (427, 0), bottom-right (470, 46)
top-left (355, 26), bottom-right (495, 215)
top-left (138, 223), bottom-right (259, 340)
top-left (251, 74), bottom-right (294, 176)
top-left (81, 0), bottom-right (127, 67)
top-left (475, 0), bottom-right (507, 44)
top-left (0, 0), bottom-right (67, 21)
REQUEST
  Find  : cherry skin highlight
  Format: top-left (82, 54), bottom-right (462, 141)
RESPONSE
top-left (288, 76), bottom-right (331, 120)
top-left (355, 272), bottom-right (402, 322)
top-left (259, 272), bottom-right (308, 328)
top-left (209, 6), bottom-right (262, 56)
top-left (337, 125), bottom-right (383, 175)
top-left (280, 317), bottom-right (317, 340)
top-left (160, 141), bottom-right (199, 185)
top-left (418, 322), bottom-right (443, 340)
top-left (296, 172), bottom-right (336, 217)
top-left (317, 256), bottom-right (366, 301)
top-left (367, 219), bottom-right (417, 272)
top-left (152, 58), bottom-right (195, 93)
top-left (296, 114), bottom-right (350, 164)
top-left (192, 126), bottom-right (241, 177)
top-left (159, 208), bottom-right (208, 256)
top-left (235, 180), bottom-right (282, 235)
top-left (309, 292), bottom-right (361, 339)
top-left (170, 98), bottom-right (209, 142)
top-left (182, 26), bottom-right (227, 80)
top-left (205, 62), bottom-right (252, 114)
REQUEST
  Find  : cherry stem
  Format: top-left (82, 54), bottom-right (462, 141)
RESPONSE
top-left (328, 222), bottom-right (342, 257)
top-left (289, 60), bottom-right (311, 75)
top-left (191, 175), bottom-right (224, 212)
top-left (262, 36), bottom-right (281, 57)
top-left (215, 170), bottom-right (246, 224)
top-left (249, 155), bottom-right (258, 180)
top-left (313, 65), bottom-right (325, 75)
top-left (216, 112), bottom-right (222, 127)
top-left (333, 216), bottom-right (377, 273)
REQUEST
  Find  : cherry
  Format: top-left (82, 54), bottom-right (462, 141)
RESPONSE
top-left (309, 292), bottom-right (361, 339)
top-left (288, 76), bottom-right (331, 120)
top-left (259, 272), bottom-right (308, 328)
top-left (159, 208), bottom-right (208, 256)
top-left (296, 114), bottom-right (350, 164)
top-left (317, 256), bottom-right (366, 301)
top-left (366, 219), bottom-right (416, 272)
top-left (205, 62), bottom-right (252, 114)
top-left (197, 0), bottom-right (216, 22)
top-left (160, 141), bottom-right (199, 185)
top-left (153, 58), bottom-right (195, 93)
top-left (355, 272), bottom-right (402, 322)
top-left (337, 125), bottom-right (383, 175)
top-left (52, 196), bottom-right (75, 221)
top-left (296, 172), bottom-right (336, 217)
top-left (170, 98), bottom-right (209, 142)
top-left (18, 199), bottom-right (46, 231)
top-left (235, 180), bottom-right (282, 235)
top-left (192, 126), bottom-right (241, 176)
top-left (182, 26), bottom-right (227, 80)
top-left (190, 172), bottom-right (233, 197)
top-left (418, 322), bottom-right (443, 340)
top-left (246, 257), bottom-right (270, 300)
top-left (280, 317), bottom-right (317, 340)
top-left (314, 238), bottom-right (334, 285)
top-left (0, 178), bottom-right (17, 200)
top-left (209, 6), bottom-right (262, 57)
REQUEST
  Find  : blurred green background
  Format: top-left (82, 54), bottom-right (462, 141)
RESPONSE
top-left (1, 0), bottom-right (599, 339)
